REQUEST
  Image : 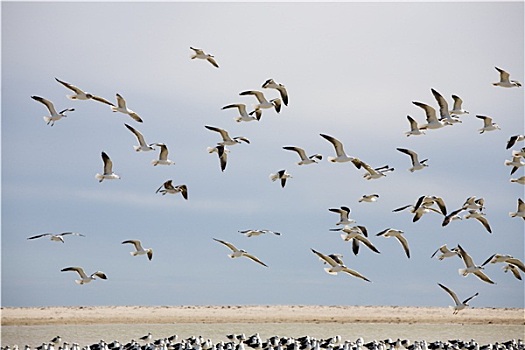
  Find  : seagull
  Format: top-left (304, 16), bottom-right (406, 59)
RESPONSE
top-left (282, 146), bottom-right (322, 165)
top-left (414, 195), bottom-right (447, 216)
top-left (139, 333), bottom-right (153, 343)
top-left (481, 254), bottom-right (525, 273)
top-left (155, 180), bottom-right (188, 200)
top-left (405, 115), bottom-right (425, 137)
top-left (376, 228), bottom-right (410, 258)
top-left (320, 134), bottom-right (360, 165)
top-left (329, 206), bottom-right (355, 225)
top-left (393, 202), bottom-right (442, 222)
top-left (261, 79), bottom-right (289, 106)
top-left (510, 175), bottom-right (525, 184)
top-left (207, 144), bottom-right (228, 172)
top-left (110, 93), bottom-right (143, 123)
top-left (438, 283), bottom-right (479, 315)
top-left (431, 245), bottom-right (459, 260)
top-left (456, 244), bottom-right (495, 284)
top-left (27, 232), bottom-right (85, 243)
top-left (352, 158), bottom-right (394, 180)
top-left (61, 267), bottom-right (107, 285)
top-left (476, 115), bottom-right (500, 134)
top-left (221, 103), bottom-right (261, 122)
top-left (502, 263), bottom-right (523, 280)
top-left (124, 124), bottom-right (155, 152)
top-left (431, 88), bottom-right (462, 125)
top-left (122, 239), bottom-right (153, 261)
top-left (449, 95), bottom-right (469, 115)
top-left (412, 101), bottom-right (446, 130)
top-left (504, 151), bottom-right (525, 175)
top-left (329, 225), bottom-right (380, 255)
top-left (396, 148), bottom-right (429, 172)
top-left (31, 95), bottom-right (75, 126)
top-left (506, 135), bottom-right (525, 149)
top-left (509, 198), bottom-right (525, 219)
top-left (205, 125), bottom-right (250, 146)
top-left (213, 238), bottom-right (268, 267)
top-left (464, 210), bottom-right (492, 233)
top-left (358, 194), bottom-right (379, 203)
top-left (461, 196), bottom-right (485, 211)
top-left (442, 208), bottom-right (465, 227)
top-left (190, 47), bottom-right (219, 68)
top-left (269, 169), bottom-right (292, 188)
top-left (310, 249), bottom-right (371, 282)
top-left (95, 152), bottom-right (120, 182)
top-left (239, 90), bottom-right (281, 113)
top-left (54, 78), bottom-right (115, 106)
top-left (492, 67), bottom-right (522, 88)
top-left (151, 143), bottom-right (174, 166)
top-left (238, 229), bottom-right (281, 237)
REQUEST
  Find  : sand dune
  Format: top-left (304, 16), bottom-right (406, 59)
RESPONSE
top-left (1, 305), bottom-right (523, 326)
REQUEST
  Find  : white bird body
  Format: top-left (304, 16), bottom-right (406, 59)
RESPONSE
top-left (122, 239), bottom-right (153, 261)
top-left (270, 169), bottom-right (292, 188)
top-left (476, 115), bottom-right (500, 133)
top-left (95, 152), bottom-right (120, 182)
top-left (125, 124), bottom-right (155, 152)
top-left (190, 47), bottom-right (219, 68)
top-left (151, 143), bottom-right (174, 166)
top-left (311, 249), bottom-right (371, 282)
top-left (31, 95), bottom-right (75, 126)
top-left (283, 146), bottom-right (322, 165)
top-left (239, 90), bottom-right (281, 113)
top-left (222, 103), bottom-right (261, 122)
top-left (509, 198), bottom-right (525, 219)
top-left (61, 266), bottom-right (107, 285)
top-left (262, 79), bottom-right (289, 106)
top-left (396, 148), bottom-right (428, 172)
top-left (111, 94), bottom-right (143, 123)
top-left (438, 283), bottom-right (478, 315)
top-left (493, 67), bottom-right (522, 88)
top-left (405, 115), bottom-right (425, 137)
top-left (213, 238), bottom-right (268, 267)
top-left (27, 232), bottom-right (85, 243)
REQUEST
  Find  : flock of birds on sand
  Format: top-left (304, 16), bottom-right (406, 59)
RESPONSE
top-left (26, 46), bottom-right (524, 313)
top-left (3, 333), bottom-right (524, 350)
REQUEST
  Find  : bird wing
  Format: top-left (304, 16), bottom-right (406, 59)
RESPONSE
top-left (395, 234), bottom-right (411, 258)
top-left (176, 185), bottom-right (188, 200)
top-left (27, 233), bottom-right (52, 240)
top-left (392, 204), bottom-right (412, 212)
top-left (396, 148), bottom-right (418, 165)
top-left (407, 115), bottom-right (419, 130)
top-left (311, 249), bottom-right (337, 267)
top-left (476, 115), bottom-right (492, 127)
top-left (206, 57), bottom-right (219, 68)
top-left (156, 143), bottom-right (169, 160)
top-left (438, 283), bottom-right (461, 305)
top-left (375, 228), bottom-right (390, 236)
top-left (354, 235), bottom-right (380, 254)
top-left (217, 145), bottom-right (228, 172)
top-left (320, 134), bottom-right (346, 157)
top-left (412, 101), bottom-right (438, 123)
top-left (462, 292), bottom-right (479, 304)
top-left (115, 93), bottom-right (127, 108)
top-left (473, 270), bottom-right (495, 284)
top-left (222, 104), bottom-right (246, 114)
top-left (125, 124), bottom-right (147, 146)
top-left (190, 46), bottom-right (203, 54)
top-left (457, 245), bottom-right (475, 268)
top-left (481, 253), bottom-right (496, 266)
top-left (506, 264), bottom-right (522, 280)
top-left (147, 250), bottom-right (153, 261)
top-left (341, 266), bottom-right (371, 282)
top-left (518, 198), bottom-right (525, 211)
top-left (506, 258), bottom-right (525, 273)
top-left (31, 95), bottom-right (58, 115)
top-left (431, 88), bottom-right (449, 117)
top-left (242, 253), bottom-right (268, 267)
top-left (276, 85), bottom-right (288, 106)
top-left (451, 95), bottom-right (463, 111)
top-left (283, 146), bottom-right (308, 161)
top-left (59, 232), bottom-right (85, 237)
top-left (122, 239), bottom-right (143, 251)
top-left (239, 90), bottom-right (265, 103)
top-left (495, 67), bottom-right (510, 82)
top-left (101, 152), bottom-right (113, 174)
top-left (213, 238), bottom-right (238, 252)
top-left (55, 78), bottom-right (84, 94)
top-left (475, 216), bottom-right (492, 233)
top-left (205, 125), bottom-right (230, 141)
top-left (61, 266), bottom-right (87, 279)
top-left (92, 271), bottom-right (108, 280)
top-left (92, 95), bottom-right (115, 106)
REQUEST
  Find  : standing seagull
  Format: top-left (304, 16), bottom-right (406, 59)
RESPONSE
top-left (449, 95), bottom-right (469, 115)
top-left (329, 206), bottom-right (355, 225)
top-left (95, 152), bottom-right (120, 183)
top-left (320, 134), bottom-right (359, 165)
top-left (269, 169), bottom-right (292, 188)
top-left (61, 267), bottom-right (107, 285)
top-left (31, 96), bottom-right (74, 126)
top-left (509, 198), bottom-right (525, 219)
top-left (261, 79), bottom-right (289, 106)
top-left (376, 228), bottom-right (410, 258)
top-left (438, 283), bottom-right (479, 315)
top-left (125, 124), bottom-right (155, 152)
top-left (111, 93), bottom-right (143, 123)
top-left (27, 232), bottom-right (85, 243)
top-left (55, 78), bottom-right (115, 106)
top-left (207, 144), bottom-right (228, 172)
top-left (190, 47), bottom-right (219, 68)
top-left (205, 125), bottom-right (250, 146)
top-left (311, 249), bottom-right (371, 282)
top-left (476, 115), bottom-right (500, 134)
top-left (456, 244), bottom-right (495, 284)
top-left (493, 67), bottom-right (522, 88)
top-left (412, 101), bottom-right (446, 130)
top-left (213, 238), bottom-right (268, 267)
top-left (122, 239), bottom-right (153, 261)
top-left (239, 90), bottom-right (281, 113)
top-left (405, 115), bottom-right (425, 137)
top-left (396, 148), bottom-right (429, 172)
top-left (283, 146), bottom-right (322, 165)
top-left (155, 180), bottom-right (188, 200)
top-left (221, 103), bottom-right (261, 122)
top-left (151, 143), bottom-right (174, 166)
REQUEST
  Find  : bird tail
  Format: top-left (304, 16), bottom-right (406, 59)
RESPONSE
top-left (340, 234), bottom-right (351, 241)
top-left (133, 145), bottom-right (141, 152)
top-left (328, 156), bottom-right (337, 162)
top-left (130, 252), bottom-right (138, 257)
top-left (269, 173), bottom-right (278, 182)
top-left (207, 147), bottom-right (217, 154)
top-left (324, 267), bottom-right (337, 275)
top-left (509, 212), bottom-right (517, 217)
top-left (43, 116), bottom-right (52, 124)
top-left (75, 280), bottom-right (83, 285)
top-left (95, 173), bottom-right (104, 182)
top-left (458, 268), bottom-right (468, 276)
top-left (151, 160), bottom-right (159, 166)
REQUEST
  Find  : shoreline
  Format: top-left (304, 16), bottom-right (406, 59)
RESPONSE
top-left (2, 305), bottom-right (524, 326)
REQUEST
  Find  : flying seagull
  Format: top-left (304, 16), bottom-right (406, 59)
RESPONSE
top-left (449, 95), bottom-right (469, 115)
top-left (405, 115), bottom-right (425, 137)
top-left (27, 232), bottom-right (85, 243)
top-left (492, 67), bottom-right (522, 88)
top-left (125, 124), bottom-right (155, 152)
top-left (481, 254), bottom-right (525, 273)
top-left (261, 79), bottom-right (289, 106)
top-left (431, 88), bottom-right (462, 125)
top-left (476, 115), bottom-right (500, 134)
top-left (31, 95), bottom-right (74, 126)
top-left (95, 152), bottom-right (120, 182)
top-left (190, 47), bottom-right (219, 68)
top-left (431, 244), bottom-right (459, 260)
top-left (506, 135), bottom-right (525, 149)
top-left (270, 169), bottom-right (292, 188)
top-left (412, 101), bottom-right (446, 130)
top-left (222, 103), bottom-right (261, 122)
top-left (213, 238), bottom-right (268, 267)
top-left (502, 263), bottom-right (523, 280)
top-left (151, 143), bottom-right (174, 166)
top-left (509, 198), bottom-right (525, 219)
top-left (352, 158), bottom-right (394, 180)
top-left (205, 125), bottom-right (250, 146)
top-left (329, 225), bottom-right (380, 255)
top-left (54, 78), bottom-right (115, 106)
top-left (510, 176), bottom-right (525, 185)
top-left (456, 244), bottom-right (495, 284)
top-left (438, 283), bottom-right (479, 315)
top-left (238, 229), bottom-right (281, 237)
top-left (283, 146), bottom-right (322, 165)
top-left (329, 206), bottom-right (355, 225)
top-left (396, 148), bottom-right (429, 172)
top-left (504, 151), bottom-right (525, 175)
top-left (376, 228), bottom-right (410, 258)
top-left (207, 144), bottom-right (228, 172)
top-left (239, 90), bottom-right (281, 113)
top-left (155, 180), bottom-right (188, 200)
top-left (122, 239), bottom-right (153, 261)
top-left (464, 210), bottom-right (492, 233)
top-left (61, 266), bottom-right (107, 285)
top-left (320, 134), bottom-right (360, 165)
top-left (311, 249), bottom-right (371, 282)
top-left (358, 194), bottom-right (379, 203)
top-left (111, 93), bottom-right (143, 123)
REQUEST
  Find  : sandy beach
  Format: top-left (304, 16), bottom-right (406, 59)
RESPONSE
top-left (2, 305), bottom-right (524, 326)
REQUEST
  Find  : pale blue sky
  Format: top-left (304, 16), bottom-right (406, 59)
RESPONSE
top-left (2, 2), bottom-right (524, 308)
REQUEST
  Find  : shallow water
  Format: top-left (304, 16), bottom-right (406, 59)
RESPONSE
top-left (2, 323), bottom-right (524, 347)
